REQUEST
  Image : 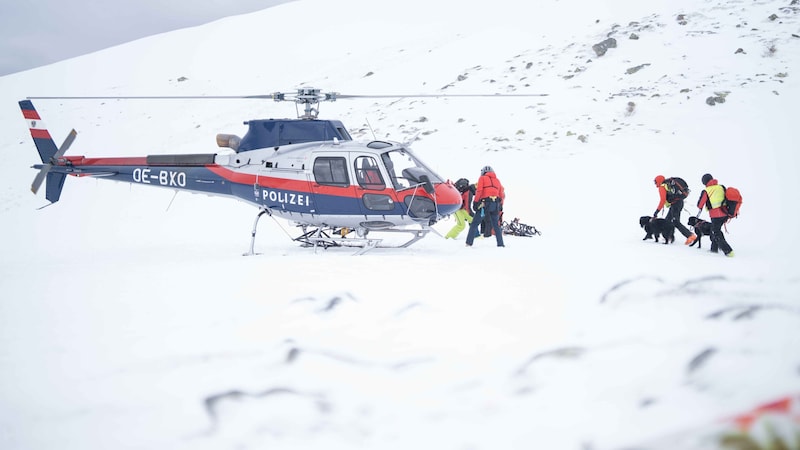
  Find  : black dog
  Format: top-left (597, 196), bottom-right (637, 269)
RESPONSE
top-left (639, 216), bottom-right (675, 244)
top-left (687, 216), bottom-right (712, 249)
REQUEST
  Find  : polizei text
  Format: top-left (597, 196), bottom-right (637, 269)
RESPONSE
top-left (261, 188), bottom-right (310, 206)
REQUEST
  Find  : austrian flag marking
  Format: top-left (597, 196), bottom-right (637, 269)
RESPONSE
top-left (22, 108), bottom-right (51, 139)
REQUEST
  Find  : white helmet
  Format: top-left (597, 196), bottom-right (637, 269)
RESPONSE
top-left (481, 165), bottom-right (493, 175)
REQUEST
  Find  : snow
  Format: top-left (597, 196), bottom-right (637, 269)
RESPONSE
top-left (1, 0), bottom-right (799, 448)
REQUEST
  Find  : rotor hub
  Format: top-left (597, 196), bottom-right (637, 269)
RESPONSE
top-left (272, 88), bottom-right (338, 119)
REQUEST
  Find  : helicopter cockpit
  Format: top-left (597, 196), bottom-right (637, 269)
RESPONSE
top-left (380, 147), bottom-right (443, 193)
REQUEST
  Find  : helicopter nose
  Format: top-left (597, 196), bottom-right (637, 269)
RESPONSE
top-left (435, 182), bottom-right (462, 215)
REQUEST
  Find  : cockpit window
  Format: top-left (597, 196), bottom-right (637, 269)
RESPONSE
top-left (354, 156), bottom-right (385, 190)
top-left (381, 148), bottom-right (442, 191)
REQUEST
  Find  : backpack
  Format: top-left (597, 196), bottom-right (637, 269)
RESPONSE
top-left (454, 178), bottom-right (470, 193)
top-left (502, 217), bottom-right (542, 237)
top-left (665, 177), bottom-right (690, 201)
top-left (723, 186), bottom-right (742, 218)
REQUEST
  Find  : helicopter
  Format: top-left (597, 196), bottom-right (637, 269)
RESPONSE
top-left (20, 88), bottom-right (545, 254)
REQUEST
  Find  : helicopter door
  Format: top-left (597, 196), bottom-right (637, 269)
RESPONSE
top-left (309, 154), bottom-right (362, 220)
top-left (352, 155), bottom-right (396, 217)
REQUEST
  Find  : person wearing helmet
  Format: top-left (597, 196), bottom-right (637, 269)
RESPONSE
top-left (445, 178), bottom-right (476, 239)
top-left (653, 174), bottom-right (696, 245)
top-left (695, 173), bottom-right (734, 257)
top-left (465, 165), bottom-right (505, 247)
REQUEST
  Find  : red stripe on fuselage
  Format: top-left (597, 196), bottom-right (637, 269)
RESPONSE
top-left (206, 165), bottom-right (321, 193)
top-left (22, 109), bottom-right (41, 120)
top-left (206, 165), bottom-right (257, 184)
top-left (207, 165), bottom-right (407, 199)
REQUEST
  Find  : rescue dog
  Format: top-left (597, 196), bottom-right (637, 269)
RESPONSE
top-left (639, 216), bottom-right (675, 244)
top-left (687, 216), bottom-right (712, 249)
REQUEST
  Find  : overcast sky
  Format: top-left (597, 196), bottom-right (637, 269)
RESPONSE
top-left (0, 0), bottom-right (290, 76)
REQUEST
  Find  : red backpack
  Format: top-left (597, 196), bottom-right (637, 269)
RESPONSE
top-left (723, 186), bottom-right (742, 218)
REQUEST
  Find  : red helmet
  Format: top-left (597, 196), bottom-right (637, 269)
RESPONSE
top-left (654, 175), bottom-right (665, 185)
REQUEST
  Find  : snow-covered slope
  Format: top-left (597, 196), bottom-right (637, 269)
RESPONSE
top-left (1, 0), bottom-right (799, 449)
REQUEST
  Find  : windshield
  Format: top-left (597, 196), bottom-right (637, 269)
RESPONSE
top-left (380, 148), bottom-right (443, 190)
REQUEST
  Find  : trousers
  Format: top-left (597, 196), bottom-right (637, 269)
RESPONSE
top-left (710, 217), bottom-right (733, 255)
top-left (445, 209), bottom-right (473, 239)
top-left (465, 199), bottom-right (504, 247)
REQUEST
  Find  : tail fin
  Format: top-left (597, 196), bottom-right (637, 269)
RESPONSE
top-left (19, 100), bottom-right (76, 203)
top-left (19, 100), bottom-right (59, 163)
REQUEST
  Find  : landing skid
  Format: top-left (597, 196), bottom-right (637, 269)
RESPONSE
top-left (294, 226), bottom-right (430, 255)
top-left (243, 208), bottom-right (431, 256)
top-left (294, 227), bottom-right (381, 255)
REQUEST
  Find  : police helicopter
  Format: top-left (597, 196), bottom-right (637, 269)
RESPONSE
top-left (20, 88), bottom-right (544, 254)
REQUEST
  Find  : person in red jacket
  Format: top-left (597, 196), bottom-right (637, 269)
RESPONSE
top-left (653, 175), bottom-right (696, 245)
top-left (465, 166), bottom-right (505, 247)
top-left (695, 173), bottom-right (734, 257)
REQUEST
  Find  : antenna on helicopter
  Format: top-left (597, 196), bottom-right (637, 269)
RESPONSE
top-left (365, 117), bottom-right (377, 140)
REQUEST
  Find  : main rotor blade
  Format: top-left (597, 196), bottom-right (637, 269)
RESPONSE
top-left (336, 93), bottom-right (549, 99)
top-left (27, 95), bottom-right (279, 100)
top-left (27, 92), bottom-right (548, 101)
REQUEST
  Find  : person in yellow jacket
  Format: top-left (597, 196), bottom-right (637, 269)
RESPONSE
top-left (695, 173), bottom-right (734, 257)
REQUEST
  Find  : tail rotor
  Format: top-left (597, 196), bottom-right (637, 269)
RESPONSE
top-left (20, 99), bottom-right (77, 203)
top-left (30, 129), bottom-right (76, 195)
